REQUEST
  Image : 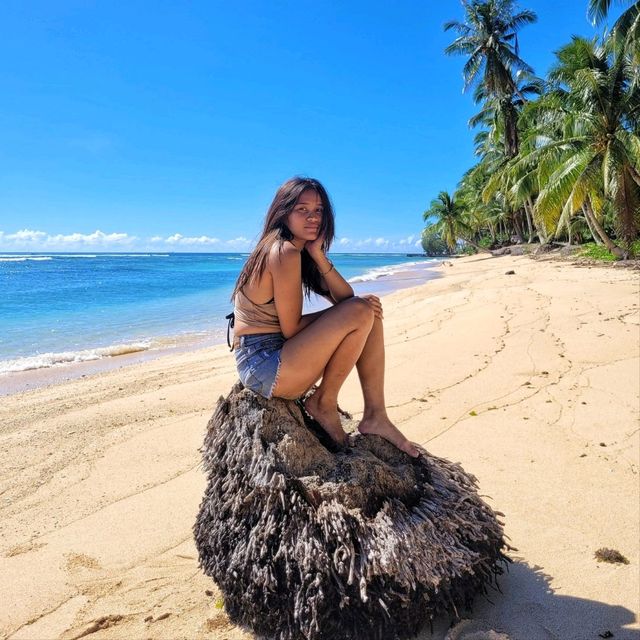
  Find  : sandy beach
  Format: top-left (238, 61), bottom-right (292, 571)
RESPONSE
top-left (1, 254), bottom-right (638, 640)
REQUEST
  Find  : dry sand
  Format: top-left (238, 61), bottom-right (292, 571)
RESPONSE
top-left (1, 254), bottom-right (638, 640)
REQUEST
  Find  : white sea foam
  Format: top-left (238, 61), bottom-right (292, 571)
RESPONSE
top-left (0, 341), bottom-right (153, 374)
top-left (348, 260), bottom-right (431, 283)
top-left (0, 256), bottom-right (53, 262)
top-left (0, 254), bottom-right (172, 261)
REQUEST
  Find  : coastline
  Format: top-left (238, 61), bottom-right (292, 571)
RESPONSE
top-left (0, 257), bottom-right (441, 398)
top-left (1, 254), bottom-right (638, 639)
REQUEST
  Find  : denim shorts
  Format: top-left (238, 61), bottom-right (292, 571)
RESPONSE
top-left (235, 332), bottom-right (285, 399)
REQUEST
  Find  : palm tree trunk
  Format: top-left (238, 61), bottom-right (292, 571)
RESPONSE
top-left (628, 163), bottom-right (640, 188)
top-left (615, 165), bottom-right (640, 246)
top-left (503, 102), bottom-right (520, 159)
top-left (527, 196), bottom-right (548, 244)
top-left (581, 205), bottom-right (602, 244)
top-left (512, 212), bottom-right (524, 243)
top-left (461, 236), bottom-right (491, 253)
top-left (522, 205), bottom-right (534, 243)
top-left (584, 197), bottom-right (624, 257)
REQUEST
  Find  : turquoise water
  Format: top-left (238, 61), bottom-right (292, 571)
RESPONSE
top-left (0, 252), bottom-right (438, 374)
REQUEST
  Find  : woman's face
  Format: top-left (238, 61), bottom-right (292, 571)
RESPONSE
top-left (286, 188), bottom-right (323, 243)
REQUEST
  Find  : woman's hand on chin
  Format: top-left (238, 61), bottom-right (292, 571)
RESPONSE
top-left (304, 234), bottom-right (326, 260)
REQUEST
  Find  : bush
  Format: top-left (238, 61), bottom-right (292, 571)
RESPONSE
top-left (628, 239), bottom-right (640, 258)
top-left (421, 228), bottom-right (449, 256)
top-left (577, 243), bottom-right (618, 261)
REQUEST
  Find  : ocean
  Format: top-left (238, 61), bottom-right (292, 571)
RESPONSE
top-left (0, 252), bottom-right (440, 380)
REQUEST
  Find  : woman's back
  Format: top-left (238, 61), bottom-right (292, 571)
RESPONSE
top-left (233, 245), bottom-right (283, 337)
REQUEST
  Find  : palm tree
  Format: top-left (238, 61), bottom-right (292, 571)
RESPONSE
top-left (587, 0), bottom-right (640, 54)
top-left (510, 35), bottom-right (640, 255)
top-left (444, 0), bottom-right (537, 158)
top-left (423, 191), bottom-right (473, 252)
top-left (471, 72), bottom-right (545, 240)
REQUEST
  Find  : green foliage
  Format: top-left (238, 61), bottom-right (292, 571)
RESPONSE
top-left (577, 242), bottom-right (619, 261)
top-left (423, 191), bottom-right (472, 252)
top-left (421, 227), bottom-right (450, 256)
top-left (629, 239), bottom-right (640, 257)
top-left (426, 3), bottom-right (640, 253)
top-left (460, 244), bottom-right (477, 255)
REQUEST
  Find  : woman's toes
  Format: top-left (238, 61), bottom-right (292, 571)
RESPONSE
top-left (404, 441), bottom-right (421, 458)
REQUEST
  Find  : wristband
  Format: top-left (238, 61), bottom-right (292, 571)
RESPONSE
top-left (319, 260), bottom-right (334, 277)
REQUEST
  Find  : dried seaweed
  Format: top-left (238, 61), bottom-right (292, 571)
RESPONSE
top-left (594, 548), bottom-right (629, 564)
top-left (193, 382), bottom-right (510, 640)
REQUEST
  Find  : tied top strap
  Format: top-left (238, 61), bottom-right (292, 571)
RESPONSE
top-left (225, 312), bottom-right (235, 352)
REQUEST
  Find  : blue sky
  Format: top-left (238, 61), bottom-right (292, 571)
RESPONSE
top-left (0, 0), bottom-right (622, 253)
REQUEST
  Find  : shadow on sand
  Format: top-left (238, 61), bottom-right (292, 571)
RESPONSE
top-left (423, 560), bottom-right (638, 640)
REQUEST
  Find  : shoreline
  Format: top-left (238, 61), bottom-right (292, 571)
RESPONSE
top-left (0, 258), bottom-right (442, 398)
top-left (1, 254), bottom-right (638, 640)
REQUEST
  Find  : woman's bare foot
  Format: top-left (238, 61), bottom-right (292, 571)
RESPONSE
top-left (357, 413), bottom-right (421, 458)
top-left (304, 392), bottom-right (348, 446)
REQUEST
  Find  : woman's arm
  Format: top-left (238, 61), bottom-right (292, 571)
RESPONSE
top-left (310, 252), bottom-right (354, 303)
top-left (270, 243), bottom-right (313, 339)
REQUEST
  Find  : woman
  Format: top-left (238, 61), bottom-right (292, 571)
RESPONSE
top-left (230, 176), bottom-right (420, 458)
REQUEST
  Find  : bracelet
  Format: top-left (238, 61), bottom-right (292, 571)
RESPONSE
top-left (319, 260), bottom-right (334, 277)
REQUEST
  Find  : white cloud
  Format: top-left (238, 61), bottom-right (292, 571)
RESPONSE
top-left (0, 229), bottom-right (47, 243)
top-left (333, 235), bottom-right (425, 253)
top-left (164, 233), bottom-right (221, 245)
top-left (224, 236), bottom-right (252, 250)
top-left (0, 228), bottom-right (137, 249)
top-left (47, 230), bottom-right (135, 245)
top-left (0, 228), bottom-right (423, 254)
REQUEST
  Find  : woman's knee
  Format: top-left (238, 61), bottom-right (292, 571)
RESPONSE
top-left (338, 296), bottom-right (375, 323)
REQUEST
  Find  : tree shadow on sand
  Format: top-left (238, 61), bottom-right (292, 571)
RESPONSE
top-left (424, 559), bottom-right (638, 640)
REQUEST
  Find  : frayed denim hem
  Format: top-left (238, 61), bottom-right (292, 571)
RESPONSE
top-left (267, 353), bottom-right (283, 399)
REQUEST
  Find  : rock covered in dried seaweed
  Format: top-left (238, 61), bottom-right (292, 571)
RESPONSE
top-left (193, 381), bottom-right (510, 640)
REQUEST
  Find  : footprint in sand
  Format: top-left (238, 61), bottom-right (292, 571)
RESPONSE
top-left (445, 619), bottom-right (512, 639)
top-left (64, 552), bottom-right (102, 571)
top-left (5, 541), bottom-right (47, 557)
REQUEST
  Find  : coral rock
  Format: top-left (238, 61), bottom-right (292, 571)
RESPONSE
top-left (194, 382), bottom-right (509, 640)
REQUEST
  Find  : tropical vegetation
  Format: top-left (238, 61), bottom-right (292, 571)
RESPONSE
top-left (422, 0), bottom-right (640, 259)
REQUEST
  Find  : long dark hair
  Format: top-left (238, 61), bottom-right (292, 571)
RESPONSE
top-left (231, 176), bottom-right (335, 300)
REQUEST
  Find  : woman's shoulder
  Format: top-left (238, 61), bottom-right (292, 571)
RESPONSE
top-left (267, 240), bottom-right (300, 270)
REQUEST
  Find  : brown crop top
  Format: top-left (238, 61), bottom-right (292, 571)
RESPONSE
top-left (226, 288), bottom-right (281, 351)
top-left (234, 288), bottom-right (281, 329)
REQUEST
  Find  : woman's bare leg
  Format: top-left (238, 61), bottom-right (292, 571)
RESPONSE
top-left (355, 317), bottom-right (421, 457)
top-left (272, 298), bottom-right (375, 446)
top-left (271, 297), bottom-right (420, 456)
top-left (303, 323), bottom-right (374, 444)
